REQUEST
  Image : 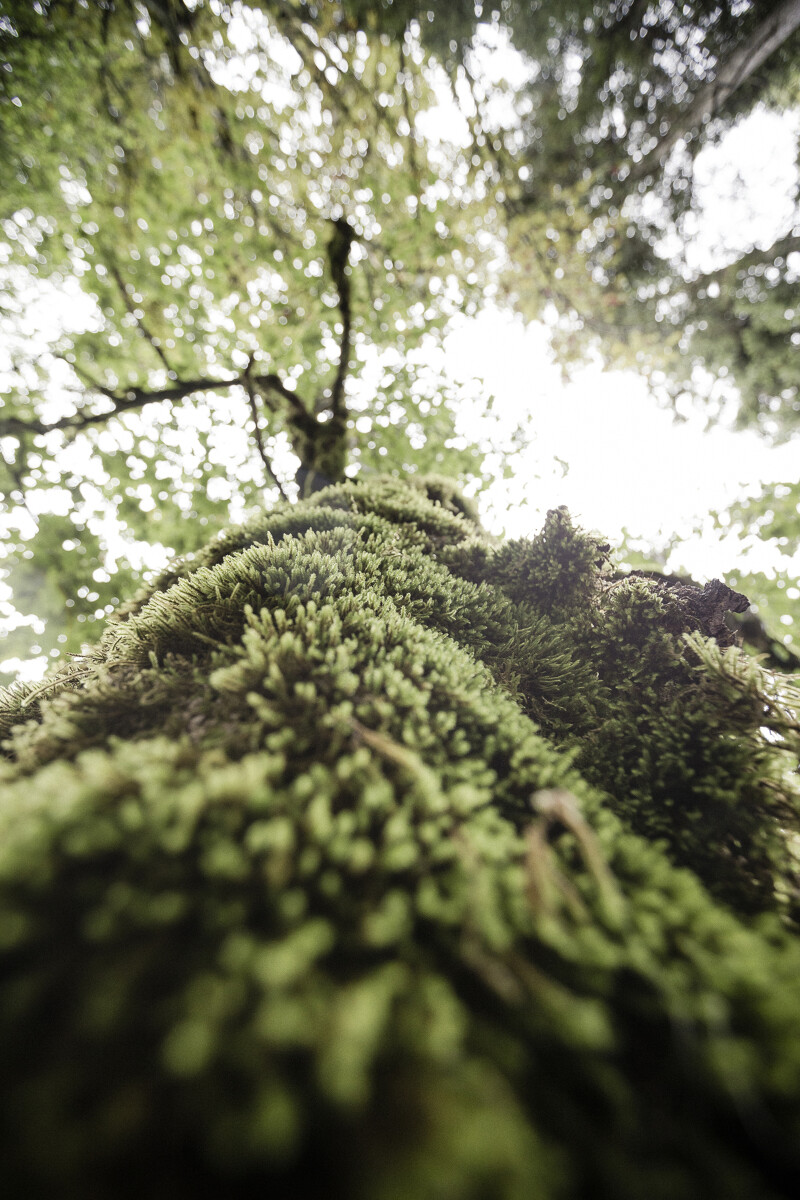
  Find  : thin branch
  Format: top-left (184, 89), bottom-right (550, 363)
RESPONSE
top-left (243, 365), bottom-right (288, 499)
top-left (270, 2), bottom-right (358, 123)
top-left (109, 265), bottom-right (174, 374)
top-left (398, 42), bottom-right (419, 183)
top-left (0, 376), bottom-right (240, 439)
top-left (445, 60), bottom-right (483, 170)
top-left (2, 354), bottom-right (332, 493)
top-left (460, 57), bottom-right (491, 153)
top-left (251, 370), bottom-right (338, 494)
top-left (272, 1), bottom-right (375, 112)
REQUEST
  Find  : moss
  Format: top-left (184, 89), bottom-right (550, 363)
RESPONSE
top-left (0, 476), bottom-right (799, 1198)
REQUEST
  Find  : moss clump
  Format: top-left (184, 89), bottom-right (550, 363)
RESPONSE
top-left (1, 476), bottom-right (799, 1199)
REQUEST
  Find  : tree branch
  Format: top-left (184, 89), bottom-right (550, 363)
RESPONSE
top-left (252, 372), bottom-right (319, 440)
top-left (629, 567), bottom-right (800, 672)
top-left (732, 609), bottom-right (800, 672)
top-left (629, 0), bottom-right (800, 182)
top-left (325, 217), bottom-right (355, 421)
top-left (1, 359), bottom-right (338, 495)
top-left (243, 364), bottom-right (288, 499)
top-left (109, 265), bottom-right (174, 374)
top-left (398, 42), bottom-right (419, 183)
top-left (271, 2), bottom-right (375, 115)
top-left (0, 376), bottom-right (240, 439)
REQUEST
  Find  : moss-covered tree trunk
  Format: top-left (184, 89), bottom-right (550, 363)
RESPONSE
top-left (1, 477), bottom-right (799, 1199)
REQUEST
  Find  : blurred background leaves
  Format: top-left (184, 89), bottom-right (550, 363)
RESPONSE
top-left (1, 0), bottom-right (798, 677)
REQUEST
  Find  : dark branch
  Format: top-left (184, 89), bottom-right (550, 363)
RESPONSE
top-left (250, 370), bottom-right (343, 494)
top-left (1, 355), bottom-right (337, 495)
top-left (1, 362), bottom-right (324, 471)
top-left (243, 365), bottom-right (288, 500)
top-left (271, 2), bottom-right (375, 116)
top-left (731, 610), bottom-right (800, 672)
top-left (252, 372), bottom-right (319, 441)
top-left (629, 568), bottom-right (800, 673)
top-left (0, 376), bottom-right (240, 439)
top-left (398, 43), bottom-right (419, 183)
top-left (326, 217), bottom-right (355, 421)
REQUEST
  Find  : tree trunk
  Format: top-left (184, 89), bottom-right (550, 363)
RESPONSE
top-left (1, 476), bottom-right (799, 1198)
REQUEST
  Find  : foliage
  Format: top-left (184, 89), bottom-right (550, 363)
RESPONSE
top-left (700, 480), bottom-right (800, 665)
top-left (714, 482), bottom-right (800, 667)
top-left (1, 476), bottom-right (800, 1197)
top-left (720, 479), bottom-right (800, 555)
top-left (1, 0), bottom-right (798, 670)
top-left (0, 0), bottom-right (502, 674)
top-left (496, 0), bottom-right (800, 437)
top-left (0, 0), bottom-right (482, 385)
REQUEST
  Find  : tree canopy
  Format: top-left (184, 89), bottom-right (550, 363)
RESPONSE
top-left (1, 0), bottom-right (799, 673)
top-left (500, 0), bottom-right (800, 435)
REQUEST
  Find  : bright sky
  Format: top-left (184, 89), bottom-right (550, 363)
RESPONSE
top-left (416, 41), bottom-right (800, 580)
top-left (440, 104), bottom-right (800, 585)
top-left (444, 308), bottom-right (799, 581)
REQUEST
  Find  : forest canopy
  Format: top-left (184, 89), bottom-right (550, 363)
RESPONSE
top-left (1, 0), bottom-right (799, 674)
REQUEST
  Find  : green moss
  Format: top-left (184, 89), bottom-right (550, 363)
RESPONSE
top-left (0, 476), bottom-right (799, 1198)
